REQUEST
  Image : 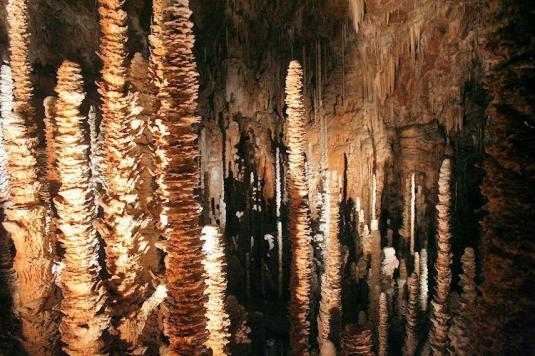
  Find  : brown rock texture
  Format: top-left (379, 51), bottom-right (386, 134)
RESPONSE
top-left (156, 0), bottom-right (208, 353)
top-left (428, 159), bottom-right (452, 355)
top-left (475, 0), bottom-right (535, 354)
top-left (53, 60), bottom-right (109, 355)
top-left (285, 60), bottom-right (313, 355)
top-left (342, 324), bottom-right (375, 356)
top-left (378, 292), bottom-right (388, 356)
top-left (96, 0), bottom-right (147, 349)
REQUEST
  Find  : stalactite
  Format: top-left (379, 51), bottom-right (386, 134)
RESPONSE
top-left (378, 292), bottom-right (388, 356)
top-left (318, 171), bottom-right (342, 354)
top-left (202, 225), bottom-right (231, 355)
top-left (371, 173), bottom-right (377, 222)
top-left (428, 159), bottom-right (452, 355)
top-left (96, 0), bottom-right (149, 350)
top-left (349, 0), bottom-right (366, 34)
top-left (285, 60), bottom-right (312, 355)
top-left (53, 60), bottom-right (109, 355)
top-left (157, 1), bottom-right (208, 353)
top-left (419, 248), bottom-right (428, 312)
top-left (276, 146), bottom-right (284, 298)
top-left (342, 324), bottom-right (375, 355)
top-left (448, 247), bottom-right (476, 355)
top-left (4, 0), bottom-right (58, 353)
top-left (403, 273), bottom-right (419, 356)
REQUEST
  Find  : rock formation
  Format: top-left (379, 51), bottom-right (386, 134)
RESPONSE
top-left (428, 159), bottom-right (452, 354)
top-left (156, 0), bottom-right (208, 353)
top-left (403, 273), bottom-right (419, 356)
top-left (378, 292), bottom-right (388, 356)
top-left (53, 60), bottom-right (109, 355)
top-left (342, 324), bottom-right (375, 356)
top-left (285, 60), bottom-right (313, 355)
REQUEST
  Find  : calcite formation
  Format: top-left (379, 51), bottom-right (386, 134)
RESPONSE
top-left (448, 247), bottom-right (476, 355)
top-left (285, 60), bottom-right (313, 355)
top-left (378, 292), bottom-right (388, 356)
top-left (317, 171), bottom-right (342, 352)
top-left (342, 324), bottom-right (375, 356)
top-left (419, 248), bottom-right (428, 312)
top-left (156, 0), bottom-right (208, 353)
top-left (201, 225), bottom-right (231, 355)
top-left (95, 0), bottom-right (148, 350)
top-left (428, 159), bottom-right (452, 355)
top-left (53, 60), bottom-right (109, 355)
top-left (403, 273), bottom-right (419, 356)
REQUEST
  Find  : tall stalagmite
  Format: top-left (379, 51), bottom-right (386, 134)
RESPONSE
top-left (428, 159), bottom-right (452, 354)
top-left (318, 171), bottom-right (342, 353)
top-left (96, 0), bottom-right (147, 349)
top-left (403, 273), bottom-right (419, 356)
top-left (4, 0), bottom-right (58, 353)
top-left (201, 225), bottom-right (231, 355)
top-left (54, 61), bottom-right (109, 355)
top-left (448, 247), bottom-right (476, 355)
top-left (156, 1), bottom-right (208, 353)
top-left (285, 60), bottom-right (313, 355)
top-left (419, 248), bottom-right (428, 312)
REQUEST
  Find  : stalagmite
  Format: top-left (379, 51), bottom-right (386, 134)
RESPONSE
top-left (419, 248), bottom-right (428, 312)
top-left (410, 173), bottom-right (416, 256)
top-left (378, 292), bottom-right (388, 356)
top-left (0, 65), bottom-right (11, 203)
top-left (96, 0), bottom-right (149, 350)
top-left (428, 159), bottom-right (452, 355)
top-left (276, 146), bottom-right (284, 298)
top-left (342, 324), bottom-right (375, 355)
top-left (369, 215), bottom-right (381, 325)
top-left (403, 273), bottom-right (419, 356)
top-left (129, 53), bottom-right (160, 280)
top-left (318, 171), bottom-right (342, 354)
top-left (4, 0), bottom-right (58, 353)
top-left (157, 1), bottom-right (208, 353)
top-left (448, 248), bottom-right (476, 355)
top-left (202, 225), bottom-right (231, 355)
top-left (43, 97), bottom-right (58, 194)
top-left (88, 106), bottom-right (106, 194)
top-left (226, 295), bottom-right (252, 346)
top-left (53, 61), bottom-right (109, 355)
top-left (396, 259), bottom-right (407, 322)
top-left (285, 60), bottom-right (313, 355)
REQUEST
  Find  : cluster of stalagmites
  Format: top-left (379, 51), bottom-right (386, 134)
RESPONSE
top-left (0, 0), bottom-right (499, 354)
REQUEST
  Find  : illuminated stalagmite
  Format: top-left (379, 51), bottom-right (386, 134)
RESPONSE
top-left (43, 97), bottom-right (58, 193)
top-left (3, 0), bottom-right (58, 353)
top-left (448, 247), bottom-right (476, 355)
top-left (156, 0), bottom-right (208, 353)
top-left (53, 61), bottom-right (109, 355)
top-left (403, 273), bottom-right (419, 356)
top-left (202, 225), bottom-right (231, 355)
top-left (285, 60), bottom-right (313, 355)
top-left (428, 159), bottom-right (452, 354)
top-left (318, 171), bottom-right (342, 353)
top-left (96, 0), bottom-right (149, 349)
top-left (419, 248), bottom-right (428, 312)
